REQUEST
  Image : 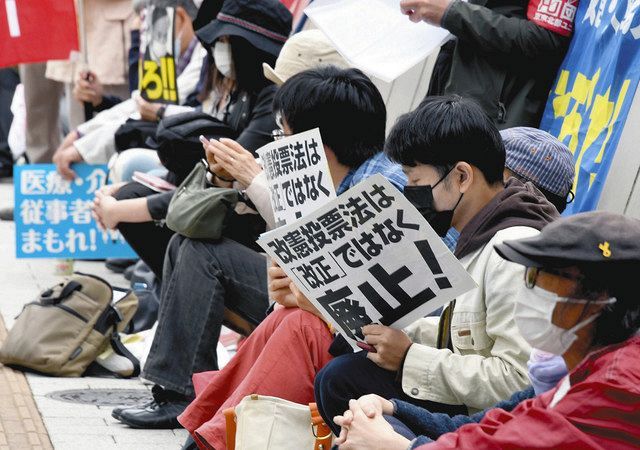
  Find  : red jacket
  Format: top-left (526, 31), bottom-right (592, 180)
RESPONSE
top-left (417, 335), bottom-right (640, 450)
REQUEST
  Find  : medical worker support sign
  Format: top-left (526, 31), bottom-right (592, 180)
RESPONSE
top-left (14, 164), bottom-right (136, 259)
top-left (540, 0), bottom-right (640, 214)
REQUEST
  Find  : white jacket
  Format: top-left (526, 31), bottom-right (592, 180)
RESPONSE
top-left (401, 226), bottom-right (538, 411)
top-left (74, 43), bottom-right (207, 164)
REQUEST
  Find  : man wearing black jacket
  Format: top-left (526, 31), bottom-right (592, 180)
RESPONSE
top-left (400, 0), bottom-right (572, 128)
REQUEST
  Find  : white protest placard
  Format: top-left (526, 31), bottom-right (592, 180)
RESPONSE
top-left (257, 128), bottom-right (336, 227)
top-left (305, 0), bottom-right (451, 83)
top-left (258, 174), bottom-right (476, 349)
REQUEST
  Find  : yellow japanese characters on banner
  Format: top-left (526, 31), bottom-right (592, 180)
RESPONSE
top-left (540, 0), bottom-right (640, 214)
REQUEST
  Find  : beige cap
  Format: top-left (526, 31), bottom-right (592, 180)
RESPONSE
top-left (263, 29), bottom-right (350, 86)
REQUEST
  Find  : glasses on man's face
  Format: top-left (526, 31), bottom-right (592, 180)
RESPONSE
top-left (272, 111), bottom-right (289, 141)
top-left (524, 267), bottom-right (584, 289)
top-left (271, 129), bottom-right (286, 141)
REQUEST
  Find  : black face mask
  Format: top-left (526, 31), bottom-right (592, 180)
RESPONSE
top-left (404, 170), bottom-right (463, 237)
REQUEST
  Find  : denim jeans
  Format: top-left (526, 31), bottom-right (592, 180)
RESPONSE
top-left (142, 234), bottom-right (269, 397)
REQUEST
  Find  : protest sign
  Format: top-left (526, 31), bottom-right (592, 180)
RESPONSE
top-left (257, 128), bottom-right (336, 227)
top-left (540, 0), bottom-right (640, 214)
top-left (14, 164), bottom-right (136, 259)
top-left (139, 6), bottom-right (178, 104)
top-left (258, 174), bottom-right (476, 349)
top-left (304, 0), bottom-right (450, 82)
top-left (0, 0), bottom-right (78, 68)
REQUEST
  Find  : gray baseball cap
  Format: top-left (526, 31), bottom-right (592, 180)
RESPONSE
top-left (495, 211), bottom-right (640, 269)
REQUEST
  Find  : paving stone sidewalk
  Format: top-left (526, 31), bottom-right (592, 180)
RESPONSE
top-left (0, 180), bottom-right (189, 449)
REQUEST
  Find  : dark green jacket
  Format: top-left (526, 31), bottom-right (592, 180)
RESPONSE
top-left (433, 0), bottom-right (570, 128)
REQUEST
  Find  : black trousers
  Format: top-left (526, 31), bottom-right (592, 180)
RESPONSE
top-left (314, 351), bottom-right (467, 436)
top-left (115, 182), bottom-right (175, 279)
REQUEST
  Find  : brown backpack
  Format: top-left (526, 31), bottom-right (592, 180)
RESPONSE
top-left (0, 273), bottom-right (139, 377)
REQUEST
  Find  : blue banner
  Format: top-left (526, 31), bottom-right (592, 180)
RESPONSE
top-left (540, 0), bottom-right (640, 214)
top-left (14, 164), bottom-right (137, 259)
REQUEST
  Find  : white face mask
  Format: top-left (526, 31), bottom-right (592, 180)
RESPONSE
top-left (514, 285), bottom-right (615, 356)
top-left (213, 41), bottom-right (235, 79)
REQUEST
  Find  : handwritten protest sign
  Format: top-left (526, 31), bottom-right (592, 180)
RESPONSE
top-left (140, 6), bottom-right (178, 104)
top-left (14, 164), bottom-right (136, 259)
top-left (257, 128), bottom-right (336, 227)
top-left (258, 174), bottom-right (476, 349)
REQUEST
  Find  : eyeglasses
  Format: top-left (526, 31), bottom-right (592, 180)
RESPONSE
top-left (524, 267), bottom-right (584, 289)
top-left (271, 111), bottom-right (291, 141)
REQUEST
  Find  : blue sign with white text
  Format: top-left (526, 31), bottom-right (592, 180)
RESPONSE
top-left (14, 164), bottom-right (137, 259)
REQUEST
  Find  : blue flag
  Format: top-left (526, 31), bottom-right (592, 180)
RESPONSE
top-left (540, 0), bottom-right (640, 214)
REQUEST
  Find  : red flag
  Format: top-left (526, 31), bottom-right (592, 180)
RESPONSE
top-left (0, 0), bottom-right (79, 68)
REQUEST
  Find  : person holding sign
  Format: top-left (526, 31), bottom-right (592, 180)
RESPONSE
top-left (331, 212), bottom-right (640, 450)
top-left (93, 0), bottom-right (292, 278)
top-left (314, 95), bottom-right (559, 434)
top-left (108, 31), bottom-right (353, 429)
top-left (53, 0), bottom-right (206, 180)
top-left (117, 67), bottom-right (405, 443)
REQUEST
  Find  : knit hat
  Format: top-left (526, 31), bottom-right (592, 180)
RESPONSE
top-left (501, 127), bottom-right (574, 197)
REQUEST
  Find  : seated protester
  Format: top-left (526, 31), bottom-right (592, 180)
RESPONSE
top-left (314, 95), bottom-right (559, 436)
top-left (168, 67), bottom-right (406, 448)
top-left (92, 0), bottom-right (292, 278)
top-left (501, 127), bottom-right (574, 213)
top-left (110, 36), bottom-right (360, 430)
top-left (53, 0), bottom-right (206, 180)
top-left (333, 211), bottom-right (640, 450)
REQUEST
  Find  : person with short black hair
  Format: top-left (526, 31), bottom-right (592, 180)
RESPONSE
top-left (333, 211), bottom-right (640, 450)
top-left (113, 65), bottom-right (406, 441)
top-left (273, 66), bottom-right (386, 170)
top-left (314, 95), bottom-right (559, 435)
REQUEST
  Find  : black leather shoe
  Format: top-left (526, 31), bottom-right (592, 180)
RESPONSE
top-left (114, 386), bottom-right (190, 429)
top-left (116, 400), bottom-right (188, 429)
top-left (111, 401), bottom-right (153, 421)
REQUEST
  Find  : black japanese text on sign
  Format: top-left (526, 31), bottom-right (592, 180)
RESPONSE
top-left (257, 128), bottom-right (336, 227)
top-left (258, 175), bottom-right (476, 348)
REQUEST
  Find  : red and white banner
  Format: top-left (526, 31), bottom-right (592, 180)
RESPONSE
top-left (0, 0), bottom-right (79, 68)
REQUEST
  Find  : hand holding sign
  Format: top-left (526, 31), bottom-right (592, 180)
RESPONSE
top-left (135, 95), bottom-right (164, 122)
top-left (361, 324), bottom-right (412, 371)
top-left (399, 0), bottom-right (451, 25)
top-left (258, 175), bottom-right (476, 350)
top-left (268, 262), bottom-right (298, 308)
top-left (290, 281), bottom-right (324, 318)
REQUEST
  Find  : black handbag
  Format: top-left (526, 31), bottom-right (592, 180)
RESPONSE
top-left (114, 118), bottom-right (159, 153)
top-left (146, 111), bottom-right (238, 183)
